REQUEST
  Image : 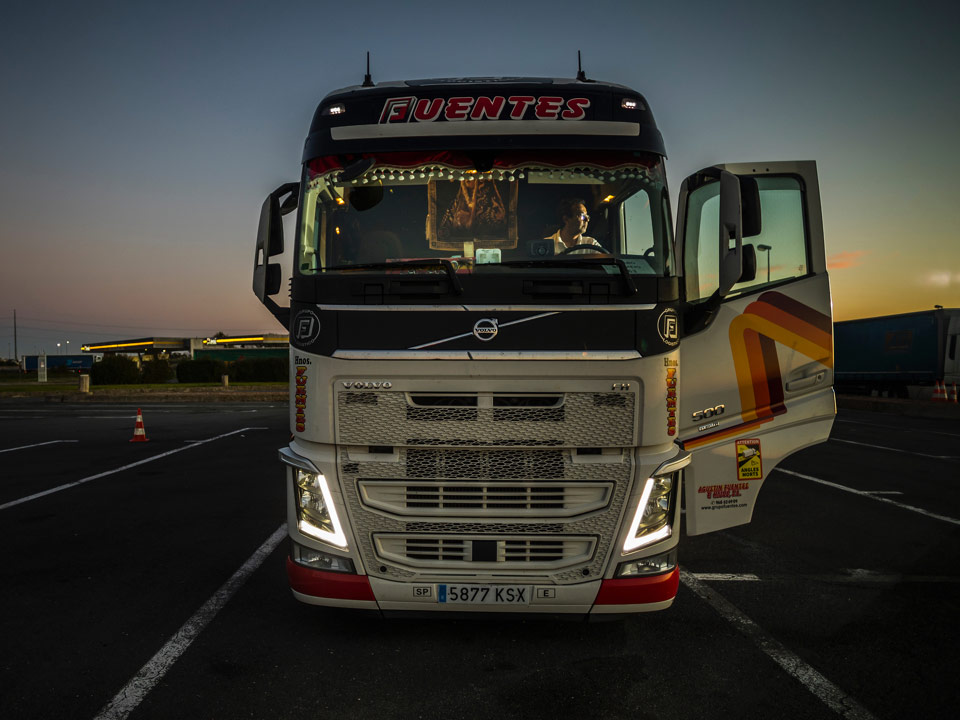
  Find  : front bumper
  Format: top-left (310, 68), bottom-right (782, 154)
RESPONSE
top-left (288, 559), bottom-right (678, 615)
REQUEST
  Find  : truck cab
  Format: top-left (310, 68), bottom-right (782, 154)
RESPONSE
top-left (253, 77), bottom-right (835, 615)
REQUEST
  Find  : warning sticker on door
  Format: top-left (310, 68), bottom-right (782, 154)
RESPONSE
top-left (736, 438), bottom-right (762, 480)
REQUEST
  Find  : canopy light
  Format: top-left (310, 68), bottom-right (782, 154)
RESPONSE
top-left (205, 336), bottom-right (266, 345)
top-left (85, 341), bottom-right (154, 350)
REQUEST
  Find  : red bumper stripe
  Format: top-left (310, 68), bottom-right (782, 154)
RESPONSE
top-left (286, 558), bottom-right (376, 601)
top-left (594, 567), bottom-right (679, 605)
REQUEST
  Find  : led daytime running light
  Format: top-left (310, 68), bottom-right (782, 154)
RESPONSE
top-left (624, 478), bottom-right (655, 552)
top-left (297, 471), bottom-right (348, 548)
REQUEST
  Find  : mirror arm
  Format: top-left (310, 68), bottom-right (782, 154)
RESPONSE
top-left (683, 290), bottom-right (722, 336)
top-left (262, 297), bottom-right (290, 329)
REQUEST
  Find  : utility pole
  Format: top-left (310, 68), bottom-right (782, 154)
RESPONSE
top-left (13, 309), bottom-right (19, 372)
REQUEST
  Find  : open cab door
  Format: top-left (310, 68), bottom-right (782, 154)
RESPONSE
top-left (677, 161), bottom-right (835, 535)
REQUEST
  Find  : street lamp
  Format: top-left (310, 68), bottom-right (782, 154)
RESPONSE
top-left (757, 244), bottom-right (772, 283)
top-left (57, 342), bottom-right (62, 355)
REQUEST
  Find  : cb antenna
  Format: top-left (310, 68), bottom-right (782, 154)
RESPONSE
top-left (576, 50), bottom-right (588, 82)
top-left (362, 51), bottom-right (374, 87)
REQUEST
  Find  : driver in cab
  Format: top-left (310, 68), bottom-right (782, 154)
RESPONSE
top-left (546, 198), bottom-right (604, 255)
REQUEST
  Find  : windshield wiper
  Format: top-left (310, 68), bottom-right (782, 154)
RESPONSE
top-left (497, 257), bottom-right (638, 296)
top-left (324, 258), bottom-right (463, 295)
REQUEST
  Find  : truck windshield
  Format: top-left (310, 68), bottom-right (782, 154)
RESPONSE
top-left (297, 150), bottom-right (674, 277)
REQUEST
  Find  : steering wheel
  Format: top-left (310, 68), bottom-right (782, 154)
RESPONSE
top-left (559, 243), bottom-right (610, 255)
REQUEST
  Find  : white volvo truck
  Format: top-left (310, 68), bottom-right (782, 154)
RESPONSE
top-left (253, 75), bottom-right (835, 616)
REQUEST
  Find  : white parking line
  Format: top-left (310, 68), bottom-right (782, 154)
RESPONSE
top-left (94, 524), bottom-right (287, 720)
top-left (693, 571), bottom-right (960, 584)
top-left (680, 570), bottom-right (877, 720)
top-left (835, 418), bottom-right (960, 440)
top-left (0, 440), bottom-right (79, 454)
top-left (692, 572), bottom-right (760, 581)
top-left (776, 468), bottom-right (960, 527)
top-left (830, 437), bottom-right (958, 460)
top-left (0, 427), bottom-right (267, 511)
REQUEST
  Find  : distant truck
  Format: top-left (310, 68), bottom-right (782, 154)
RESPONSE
top-left (834, 308), bottom-right (960, 397)
top-left (23, 354), bottom-right (94, 372)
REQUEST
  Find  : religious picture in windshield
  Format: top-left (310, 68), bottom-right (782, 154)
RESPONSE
top-left (429, 178), bottom-right (518, 251)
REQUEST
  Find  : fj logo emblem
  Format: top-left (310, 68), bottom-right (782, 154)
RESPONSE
top-left (293, 309), bottom-right (322, 345)
top-left (657, 309), bottom-right (679, 347)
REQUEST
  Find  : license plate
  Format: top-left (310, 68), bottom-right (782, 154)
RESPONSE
top-left (438, 584), bottom-right (530, 605)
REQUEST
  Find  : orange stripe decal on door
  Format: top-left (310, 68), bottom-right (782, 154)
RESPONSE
top-left (729, 291), bottom-right (832, 424)
top-left (683, 291), bottom-right (831, 450)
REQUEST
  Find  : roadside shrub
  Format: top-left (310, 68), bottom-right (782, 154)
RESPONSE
top-left (176, 358), bottom-right (226, 383)
top-left (140, 359), bottom-right (173, 384)
top-left (230, 357), bottom-right (288, 382)
top-left (91, 355), bottom-right (140, 385)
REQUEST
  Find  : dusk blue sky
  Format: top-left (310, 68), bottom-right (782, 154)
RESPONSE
top-left (2, 0), bottom-right (958, 357)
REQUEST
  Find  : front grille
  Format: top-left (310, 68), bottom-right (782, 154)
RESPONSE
top-left (336, 388), bottom-right (636, 583)
top-left (374, 534), bottom-right (597, 570)
top-left (337, 391), bottom-right (635, 447)
top-left (359, 480), bottom-right (612, 517)
top-left (406, 449), bottom-right (564, 479)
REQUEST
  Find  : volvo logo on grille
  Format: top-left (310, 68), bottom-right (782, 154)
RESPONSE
top-left (341, 381), bottom-right (392, 389)
top-left (473, 318), bottom-right (499, 341)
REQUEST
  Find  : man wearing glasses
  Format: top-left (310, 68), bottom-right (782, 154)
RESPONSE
top-left (546, 198), bottom-right (605, 255)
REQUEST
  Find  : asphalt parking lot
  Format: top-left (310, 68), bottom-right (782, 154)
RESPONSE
top-left (1, 401), bottom-right (957, 720)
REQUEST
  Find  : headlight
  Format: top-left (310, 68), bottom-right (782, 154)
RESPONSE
top-left (294, 468), bottom-right (348, 548)
top-left (623, 473), bottom-right (676, 552)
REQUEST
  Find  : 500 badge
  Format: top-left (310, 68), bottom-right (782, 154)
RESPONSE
top-left (691, 404), bottom-right (725, 421)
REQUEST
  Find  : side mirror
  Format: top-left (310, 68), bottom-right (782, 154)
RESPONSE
top-left (253, 183), bottom-right (297, 327)
top-left (740, 176), bottom-right (761, 238)
top-left (718, 171), bottom-right (743, 297)
top-left (717, 172), bottom-right (763, 295)
top-left (256, 182), bottom-right (298, 260)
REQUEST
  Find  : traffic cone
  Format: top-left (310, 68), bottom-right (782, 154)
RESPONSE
top-left (950, 383), bottom-right (958, 404)
top-left (932, 381), bottom-right (946, 402)
top-left (130, 408), bottom-right (149, 442)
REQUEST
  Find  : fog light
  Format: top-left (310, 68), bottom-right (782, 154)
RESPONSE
top-left (616, 549), bottom-right (677, 578)
top-left (292, 543), bottom-right (355, 573)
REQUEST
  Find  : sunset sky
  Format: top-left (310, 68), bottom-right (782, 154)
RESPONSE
top-left (1, 0), bottom-right (957, 357)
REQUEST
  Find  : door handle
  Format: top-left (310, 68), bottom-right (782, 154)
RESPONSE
top-left (785, 371), bottom-right (825, 392)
